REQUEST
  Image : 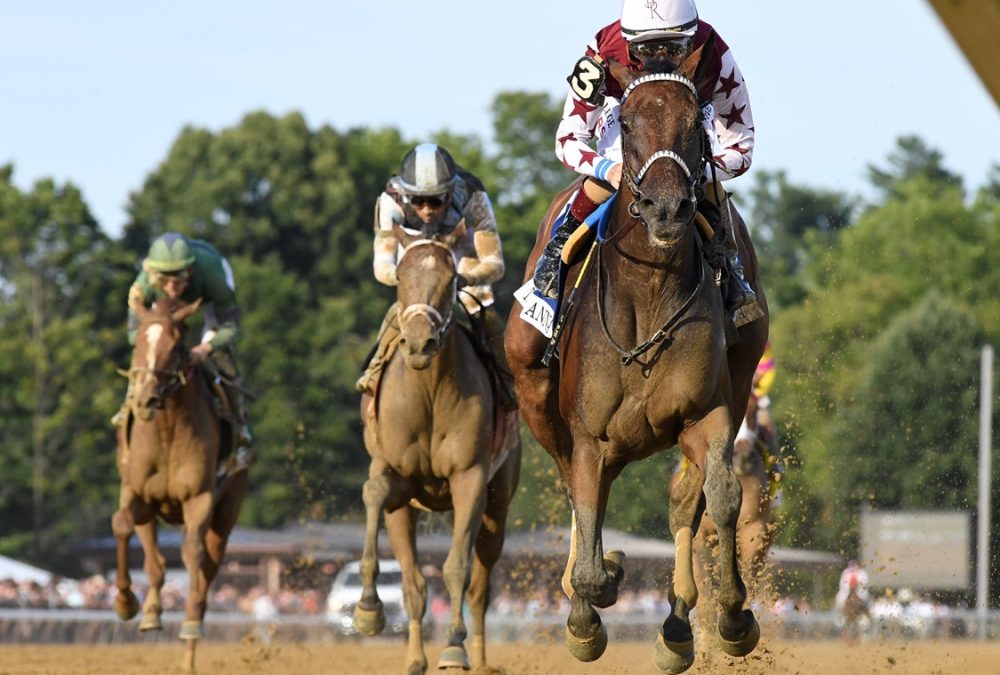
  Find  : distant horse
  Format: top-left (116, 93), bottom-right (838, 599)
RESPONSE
top-left (840, 587), bottom-right (870, 643)
top-left (506, 36), bottom-right (768, 674)
top-left (112, 298), bottom-right (249, 671)
top-left (355, 228), bottom-right (521, 675)
top-left (670, 393), bottom-right (776, 610)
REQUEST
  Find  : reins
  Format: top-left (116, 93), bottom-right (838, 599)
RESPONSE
top-left (594, 71), bottom-right (712, 368)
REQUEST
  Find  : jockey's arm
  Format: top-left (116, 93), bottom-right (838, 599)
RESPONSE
top-left (373, 192), bottom-right (402, 287)
top-left (456, 191), bottom-right (504, 287)
top-left (125, 273), bottom-right (156, 346)
top-left (554, 89), bottom-right (618, 184)
top-left (704, 49), bottom-right (754, 183)
top-left (200, 265), bottom-right (240, 350)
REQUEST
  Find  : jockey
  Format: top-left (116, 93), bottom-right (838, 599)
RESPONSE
top-left (357, 143), bottom-right (516, 409)
top-left (114, 233), bottom-right (253, 469)
top-left (535, 0), bottom-right (756, 311)
top-left (835, 560), bottom-right (871, 610)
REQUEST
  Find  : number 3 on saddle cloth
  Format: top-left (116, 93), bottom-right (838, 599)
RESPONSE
top-left (514, 192), bottom-right (617, 342)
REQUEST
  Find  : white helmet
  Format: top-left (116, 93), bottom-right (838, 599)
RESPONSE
top-left (620, 0), bottom-right (699, 43)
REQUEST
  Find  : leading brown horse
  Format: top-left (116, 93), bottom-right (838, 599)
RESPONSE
top-left (355, 228), bottom-right (521, 675)
top-left (506, 36), bottom-right (768, 674)
top-left (112, 298), bottom-right (249, 671)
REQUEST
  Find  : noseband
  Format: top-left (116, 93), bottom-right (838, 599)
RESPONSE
top-left (126, 336), bottom-right (190, 409)
top-left (397, 239), bottom-right (457, 342)
top-left (619, 73), bottom-right (708, 211)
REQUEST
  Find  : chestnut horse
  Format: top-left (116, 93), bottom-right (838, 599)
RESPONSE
top-left (506, 37), bottom-right (768, 674)
top-left (355, 229), bottom-right (521, 675)
top-left (112, 298), bottom-right (248, 671)
top-left (671, 394), bottom-right (776, 613)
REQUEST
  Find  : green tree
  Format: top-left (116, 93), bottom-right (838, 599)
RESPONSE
top-left (0, 166), bottom-right (132, 565)
top-left (744, 170), bottom-right (856, 309)
top-left (867, 135), bottom-right (963, 202)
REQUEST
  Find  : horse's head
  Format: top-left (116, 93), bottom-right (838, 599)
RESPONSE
top-left (129, 298), bottom-right (201, 420)
top-left (394, 227), bottom-right (460, 370)
top-left (608, 33), bottom-right (717, 247)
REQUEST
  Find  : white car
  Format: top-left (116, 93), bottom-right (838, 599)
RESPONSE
top-left (326, 559), bottom-right (408, 636)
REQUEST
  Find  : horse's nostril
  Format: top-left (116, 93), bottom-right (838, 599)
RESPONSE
top-left (676, 199), bottom-right (695, 222)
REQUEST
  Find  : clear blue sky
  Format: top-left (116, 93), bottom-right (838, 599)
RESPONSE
top-left (2, 0), bottom-right (997, 233)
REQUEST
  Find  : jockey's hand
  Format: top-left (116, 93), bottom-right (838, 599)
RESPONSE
top-left (190, 342), bottom-right (213, 366)
top-left (607, 163), bottom-right (623, 190)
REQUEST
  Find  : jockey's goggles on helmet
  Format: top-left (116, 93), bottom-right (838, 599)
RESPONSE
top-left (405, 193), bottom-right (448, 209)
top-left (628, 37), bottom-right (691, 64)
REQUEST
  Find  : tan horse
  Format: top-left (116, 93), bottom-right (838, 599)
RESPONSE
top-left (506, 36), bottom-right (768, 674)
top-left (112, 298), bottom-right (249, 672)
top-left (355, 230), bottom-right (521, 675)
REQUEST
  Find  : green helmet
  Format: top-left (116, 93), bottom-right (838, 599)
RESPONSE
top-left (146, 232), bottom-right (195, 272)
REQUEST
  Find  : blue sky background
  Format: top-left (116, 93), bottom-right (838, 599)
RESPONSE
top-left (2, 0), bottom-right (997, 233)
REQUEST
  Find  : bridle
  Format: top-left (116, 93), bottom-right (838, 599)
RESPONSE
top-left (397, 238), bottom-right (457, 343)
top-left (125, 322), bottom-right (191, 410)
top-left (619, 73), bottom-right (709, 216)
top-left (596, 71), bottom-right (711, 367)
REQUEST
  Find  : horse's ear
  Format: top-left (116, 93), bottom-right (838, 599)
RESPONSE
top-left (440, 220), bottom-right (467, 249)
top-left (606, 59), bottom-right (637, 93)
top-left (171, 297), bottom-right (202, 324)
top-left (678, 30), bottom-right (717, 100)
top-left (392, 223), bottom-right (419, 248)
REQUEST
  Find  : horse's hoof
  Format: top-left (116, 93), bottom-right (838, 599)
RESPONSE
top-left (604, 550), bottom-right (626, 582)
top-left (139, 612), bottom-right (163, 632)
top-left (114, 591), bottom-right (139, 621)
top-left (565, 619), bottom-right (608, 662)
top-left (718, 610), bottom-right (760, 657)
top-left (353, 602), bottom-right (386, 636)
top-left (179, 620), bottom-right (203, 640)
top-left (652, 632), bottom-right (695, 674)
top-left (437, 645), bottom-right (470, 669)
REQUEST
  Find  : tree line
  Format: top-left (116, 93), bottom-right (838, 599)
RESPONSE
top-left (0, 95), bottom-right (997, 596)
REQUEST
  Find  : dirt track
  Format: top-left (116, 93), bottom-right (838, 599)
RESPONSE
top-left (0, 639), bottom-right (995, 675)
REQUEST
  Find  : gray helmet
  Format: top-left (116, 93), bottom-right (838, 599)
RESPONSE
top-left (398, 144), bottom-right (457, 196)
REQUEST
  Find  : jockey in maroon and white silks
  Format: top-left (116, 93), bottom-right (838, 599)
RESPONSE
top-left (532, 0), bottom-right (757, 312)
top-left (554, 19), bottom-right (754, 185)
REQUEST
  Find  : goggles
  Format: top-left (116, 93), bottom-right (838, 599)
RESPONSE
top-left (629, 38), bottom-right (692, 63)
top-left (406, 194), bottom-right (448, 208)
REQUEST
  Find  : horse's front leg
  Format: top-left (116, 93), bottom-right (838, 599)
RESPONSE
top-left (179, 490), bottom-right (214, 672)
top-left (111, 484), bottom-right (146, 622)
top-left (384, 505), bottom-right (428, 675)
top-left (354, 461), bottom-right (409, 637)
top-left (438, 462), bottom-right (488, 671)
top-left (564, 440), bottom-right (625, 663)
top-left (655, 453), bottom-right (707, 674)
top-left (699, 405), bottom-right (760, 658)
top-left (134, 520), bottom-right (166, 631)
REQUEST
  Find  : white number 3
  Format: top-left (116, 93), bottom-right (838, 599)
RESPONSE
top-left (567, 56), bottom-right (605, 103)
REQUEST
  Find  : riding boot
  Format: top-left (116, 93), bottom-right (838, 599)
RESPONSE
top-left (724, 251), bottom-right (757, 313)
top-left (703, 180), bottom-right (756, 313)
top-left (226, 384), bottom-right (256, 473)
top-left (110, 381), bottom-right (134, 426)
top-left (356, 303), bottom-right (401, 394)
top-left (532, 214), bottom-right (579, 300)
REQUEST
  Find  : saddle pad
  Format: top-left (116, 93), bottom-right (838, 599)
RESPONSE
top-left (515, 281), bottom-right (556, 338)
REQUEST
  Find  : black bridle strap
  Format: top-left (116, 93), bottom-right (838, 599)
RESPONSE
top-left (595, 236), bottom-right (706, 367)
